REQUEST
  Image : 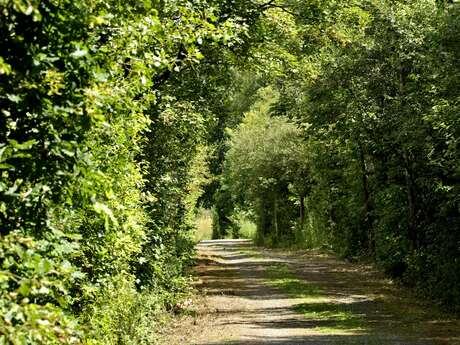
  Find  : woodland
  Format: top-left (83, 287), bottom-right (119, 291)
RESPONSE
top-left (0, 0), bottom-right (459, 343)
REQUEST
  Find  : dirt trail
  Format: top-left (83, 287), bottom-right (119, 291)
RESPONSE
top-left (159, 240), bottom-right (460, 345)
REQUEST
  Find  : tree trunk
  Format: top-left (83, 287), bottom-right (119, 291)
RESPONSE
top-left (274, 197), bottom-right (279, 239)
top-left (402, 150), bottom-right (418, 249)
top-left (399, 62), bottom-right (418, 249)
top-left (300, 195), bottom-right (305, 226)
top-left (358, 142), bottom-right (374, 253)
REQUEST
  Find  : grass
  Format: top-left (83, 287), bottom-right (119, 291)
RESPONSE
top-left (266, 263), bottom-right (321, 298)
top-left (265, 262), bottom-right (367, 334)
top-left (194, 210), bottom-right (257, 241)
top-left (237, 217), bottom-right (257, 239)
top-left (293, 303), bottom-right (365, 333)
top-left (238, 248), bottom-right (264, 258)
top-left (195, 208), bottom-right (213, 241)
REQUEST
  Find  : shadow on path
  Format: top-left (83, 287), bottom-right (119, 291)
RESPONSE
top-left (170, 240), bottom-right (460, 345)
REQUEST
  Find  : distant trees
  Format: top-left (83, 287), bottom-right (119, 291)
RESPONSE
top-left (222, 87), bottom-right (310, 244)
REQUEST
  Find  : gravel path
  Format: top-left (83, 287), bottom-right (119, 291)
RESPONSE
top-left (159, 240), bottom-right (460, 345)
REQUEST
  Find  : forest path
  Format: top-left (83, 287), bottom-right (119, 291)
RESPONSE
top-left (159, 240), bottom-right (460, 345)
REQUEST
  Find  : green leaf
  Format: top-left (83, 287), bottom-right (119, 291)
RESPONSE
top-left (71, 48), bottom-right (88, 58)
top-left (18, 281), bottom-right (31, 296)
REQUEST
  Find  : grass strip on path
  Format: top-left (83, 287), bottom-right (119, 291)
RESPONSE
top-left (265, 261), bottom-right (367, 335)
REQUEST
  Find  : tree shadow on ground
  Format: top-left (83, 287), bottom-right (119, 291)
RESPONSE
top-left (194, 240), bottom-right (460, 345)
top-left (201, 334), bottom-right (412, 345)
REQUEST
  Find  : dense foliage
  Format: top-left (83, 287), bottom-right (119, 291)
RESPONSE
top-left (219, 0), bottom-right (460, 311)
top-left (0, 0), bottom-right (256, 342)
top-left (1, 0), bottom-right (459, 342)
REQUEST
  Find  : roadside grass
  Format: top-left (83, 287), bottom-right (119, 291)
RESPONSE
top-left (205, 211), bottom-right (256, 240)
top-left (195, 208), bottom-right (213, 241)
top-left (238, 217), bottom-right (257, 239)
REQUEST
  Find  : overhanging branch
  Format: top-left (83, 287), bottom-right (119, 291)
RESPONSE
top-left (259, 0), bottom-right (297, 17)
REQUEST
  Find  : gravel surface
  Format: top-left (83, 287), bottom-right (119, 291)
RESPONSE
top-left (158, 240), bottom-right (460, 345)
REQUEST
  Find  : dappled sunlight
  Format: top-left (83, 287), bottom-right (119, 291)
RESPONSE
top-left (155, 240), bottom-right (460, 345)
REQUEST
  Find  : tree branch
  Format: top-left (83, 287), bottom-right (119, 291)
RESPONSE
top-left (259, 1), bottom-right (297, 17)
top-left (260, 0), bottom-right (277, 10)
top-left (152, 45), bottom-right (188, 90)
top-left (265, 4), bottom-right (297, 16)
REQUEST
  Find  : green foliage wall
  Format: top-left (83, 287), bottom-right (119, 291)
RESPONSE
top-left (286, 0), bottom-right (460, 309)
top-left (0, 0), bottom-right (252, 343)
